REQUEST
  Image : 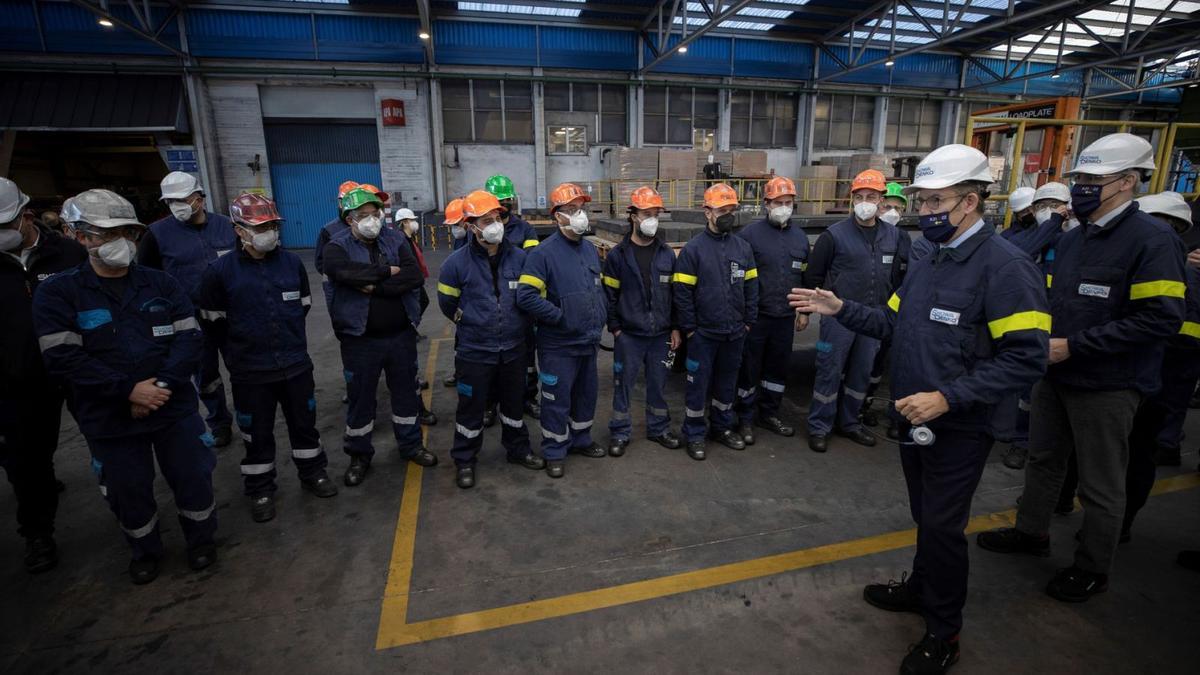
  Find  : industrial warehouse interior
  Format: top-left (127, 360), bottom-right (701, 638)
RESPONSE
top-left (1, 1), bottom-right (1199, 673)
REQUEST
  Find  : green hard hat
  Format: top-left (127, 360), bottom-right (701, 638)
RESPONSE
top-left (485, 175), bottom-right (516, 201)
top-left (884, 182), bottom-right (908, 207)
top-left (340, 187), bottom-right (384, 216)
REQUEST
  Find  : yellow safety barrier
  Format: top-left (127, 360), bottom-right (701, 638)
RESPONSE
top-left (562, 177), bottom-right (909, 213)
top-left (963, 116), bottom-right (1199, 230)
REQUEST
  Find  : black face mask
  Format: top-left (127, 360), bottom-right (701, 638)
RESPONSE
top-left (713, 213), bottom-right (736, 233)
top-left (1017, 213), bottom-right (1036, 227)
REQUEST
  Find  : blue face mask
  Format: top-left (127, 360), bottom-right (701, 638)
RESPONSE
top-left (917, 196), bottom-right (964, 243)
top-left (1069, 178), bottom-right (1123, 221)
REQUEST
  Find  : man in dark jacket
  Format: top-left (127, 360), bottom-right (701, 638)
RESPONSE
top-left (0, 177), bottom-right (87, 574)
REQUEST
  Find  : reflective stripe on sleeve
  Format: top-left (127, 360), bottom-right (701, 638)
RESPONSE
top-left (601, 275), bottom-right (621, 289)
top-left (672, 272), bottom-right (698, 285)
top-left (1129, 280), bottom-right (1186, 301)
top-left (887, 293), bottom-right (901, 312)
top-left (987, 310), bottom-right (1052, 340)
top-left (38, 331), bottom-right (82, 352)
top-left (437, 282), bottom-right (461, 297)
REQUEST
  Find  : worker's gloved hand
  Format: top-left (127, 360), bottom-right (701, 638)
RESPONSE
top-left (788, 287), bottom-right (843, 316)
top-left (129, 378), bottom-right (170, 410)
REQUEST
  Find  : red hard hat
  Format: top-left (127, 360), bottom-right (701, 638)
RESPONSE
top-left (230, 192), bottom-right (282, 227)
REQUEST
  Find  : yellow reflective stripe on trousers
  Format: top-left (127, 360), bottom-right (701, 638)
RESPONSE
top-left (601, 275), bottom-right (621, 289)
top-left (987, 310), bottom-right (1052, 339)
top-left (1129, 279), bottom-right (1186, 301)
top-left (672, 272), bottom-right (698, 285)
top-left (518, 274), bottom-right (546, 291)
top-left (1180, 321), bottom-right (1200, 339)
top-left (744, 267), bottom-right (758, 281)
top-left (1045, 274), bottom-right (1052, 289)
top-left (887, 293), bottom-right (901, 312)
top-left (437, 282), bottom-right (461, 297)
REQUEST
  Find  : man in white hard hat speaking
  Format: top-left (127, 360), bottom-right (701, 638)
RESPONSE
top-left (790, 143), bottom-right (1049, 674)
top-left (138, 171), bottom-right (238, 448)
top-left (978, 133), bottom-right (1187, 603)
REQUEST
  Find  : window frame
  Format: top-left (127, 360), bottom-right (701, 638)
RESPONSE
top-left (547, 125), bottom-right (589, 155)
top-left (440, 78), bottom-right (534, 144)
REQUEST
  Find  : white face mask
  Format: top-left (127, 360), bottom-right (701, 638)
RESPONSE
top-left (853, 201), bottom-right (878, 222)
top-left (169, 201), bottom-right (195, 222)
top-left (356, 215), bottom-right (383, 239)
top-left (1034, 208), bottom-right (1054, 225)
top-left (242, 227), bottom-right (279, 253)
top-left (769, 205), bottom-right (794, 225)
top-left (451, 225), bottom-right (466, 239)
top-left (479, 222), bottom-right (504, 245)
top-left (0, 227), bottom-right (22, 251)
top-left (564, 211), bottom-right (589, 235)
top-left (879, 209), bottom-right (901, 226)
top-left (637, 216), bottom-right (659, 238)
top-left (94, 237), bottom-right (136, 268)
top-left (403, 220), bottom-right (419, 236)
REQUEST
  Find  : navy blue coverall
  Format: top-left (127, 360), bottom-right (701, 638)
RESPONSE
top-left (139, 211), bottom-right (237, 435)
top-left (836, 222), bottom-right (1049, 639)
top-left (602, 234), bottom-right (677, 442)
top-left (33, 263), bottom-right (218, 560)
top-left (324, 227), bottom-right (426, 461)
top-left (673, 228), bottom-right (759, 444)
top-left (198, 247), bottom-right (327, 497)
top-left (734, 217), bottom-right (809, 425)
top-left (516, 230), bottom-right (606, 461)
top-left (806, 217), bottom-right (904, 437)
top-left (438, 238), bottom-right (534, 466)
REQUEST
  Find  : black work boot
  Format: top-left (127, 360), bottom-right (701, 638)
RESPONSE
top-left (250, 495), bottom-right (276, 523)
top-left (1045, 566), bottom-right (1108, 602)
top-left (301, 471), bottom-right (339, 498)
top-left (756, 415), bottom-right (795, 437)
top-left (862, 573), bottom-right (921, 614)
top-left (900, 633), bottom-right (960, 675)
top-left (976, 528), bottom-right (1050, 557)
top-left (129, 556), bottom-right (161, 585)
top-left (344, 456), bottom-right (371, 486)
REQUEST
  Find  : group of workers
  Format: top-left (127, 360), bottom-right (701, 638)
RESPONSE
top-left (0, 128), bottom-right (1197, 675)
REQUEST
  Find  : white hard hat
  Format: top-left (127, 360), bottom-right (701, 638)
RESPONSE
top-left (1066, 133), bottom-right (1156, 177)
top-left (1033, 181), bottom-right (1071, 205)
top-left (160, 171), bottom-right (204, 201)
top-left (0, 177), bottom-right (31, 223)
top-left (1137, 191), bottom-right (1193, 226)
top-left (904, 144), bottom-right (994, 194)
top-left (64, 189), bottom-right (145, 230)
top-left (395, 208), bottom-right (417, 221)
top-left (1009, 187), bottom-right (1035, 212)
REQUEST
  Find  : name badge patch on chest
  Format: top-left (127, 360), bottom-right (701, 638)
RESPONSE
top-left (509, 280), bottom-right (519, 289)
top-left (594, 276), bottom-right (601, 286)
top-left (929, 308), bottom-right (961, 326)
top-left (659, 274), bottom-right (671, 283)
top-left (281, 290), bottom-right (301, 301)
top-left (1078, 283), bottom-right (1110, 299)
top-left (152, 324), bottom-right (175, 337)
top-left (792, 260), bottom-right (805, 270)
top-left (882, 255), bottom-right (894, 264)
top-left (730, 262), bottom-right (745, 284)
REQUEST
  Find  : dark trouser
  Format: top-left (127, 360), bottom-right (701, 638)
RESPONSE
top-left (537, 347), bottom-right (598, 461)
top-left (808, 317), bottom-right (879, 436)
top-left (865, 338), bottom-right (890, 399)
top-left (339, 331), bottom-right (422, 459)
top-left (0, 387), bottom-right (64, 539)
top-left (899, 425), bottom-right (993, 640)
top-left (682, 333), bottom-right (745, 443)
top-left (735, 315), bottom-right (794, 424)
top-left (609, 332), bottom-right (672, 441)
top-left (451, 354), bottom-right (533, 466)
top-left (231, 368), bottom-right (328, 497)
top-left (89, 413), bottom-right (217, 560)
top-left (1016, 380), bottom-right (1141, 575)
top-left (196, 326), bottom-right (232, 432)
top-left (524, 331), bottom-right (539, 405)
top-left (1123, 354), bottom-right (1200, 533)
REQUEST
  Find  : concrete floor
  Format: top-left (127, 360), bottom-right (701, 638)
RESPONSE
top-left (2, 246), bottom-right (1198, 674)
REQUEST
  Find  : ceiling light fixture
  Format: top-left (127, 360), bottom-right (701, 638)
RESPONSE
top-left (98, 18), bottom-right (114, 27)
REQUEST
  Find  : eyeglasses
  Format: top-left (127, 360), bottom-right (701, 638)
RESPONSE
top-left (912, 192), bottom-right (965, 212)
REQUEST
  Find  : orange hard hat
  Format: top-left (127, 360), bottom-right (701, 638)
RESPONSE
top-left (764, 176), bottom-right (797, 200)
top-left (358, 183), bottom-right (390, 203)
top-left (338, 181), bottom-right (360, 198)
top-left (630, 186), bottom-right (664, 211)
top-left (463, 190), bottom-right (504, 219)
top-left (549, 183), bottom-right (591, 211)
top-left (850, 169), bottom-right (887, 194)
top-left (704, 183), bottom-right (739, 209)
top-left (443, 198), bottom-right (465, 225)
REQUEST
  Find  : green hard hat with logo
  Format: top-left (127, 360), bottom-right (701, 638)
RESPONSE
top-left (884, 182), bottom-right (908, 207)
top-left (340, 187), bottom-right (384, 216)
top-left (485, 174), bottom-right (516, 201)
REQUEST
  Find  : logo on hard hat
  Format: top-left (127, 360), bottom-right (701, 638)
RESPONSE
top-left (915, 166), bottom-right (935, 178)
top-left (1078, 155), bottom-right (1101, 165)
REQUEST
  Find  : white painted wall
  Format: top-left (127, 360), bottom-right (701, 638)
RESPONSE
top-left (546, 146), bottom-right (608, 191)
top-left (442, 144), bottom-right (537, 209)
top-left (204, 80), bottom-right (272, 206)
top-left (764, 148), bottom-right (800, 178)
top-left (375, 83), bottom-right (436, 212)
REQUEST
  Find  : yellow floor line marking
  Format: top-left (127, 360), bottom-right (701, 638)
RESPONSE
top-left (375, 414), bottom-right (1200, 649)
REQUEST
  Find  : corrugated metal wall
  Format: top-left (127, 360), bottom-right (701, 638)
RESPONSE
top-left (733, 39), bottom-right (813, 80)
top-left (264, 122), bottom-right (383, 249)
top-left (539, 25), bottom-right (637, 71)
top-left (435, 20), bottom-right (538, 66)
